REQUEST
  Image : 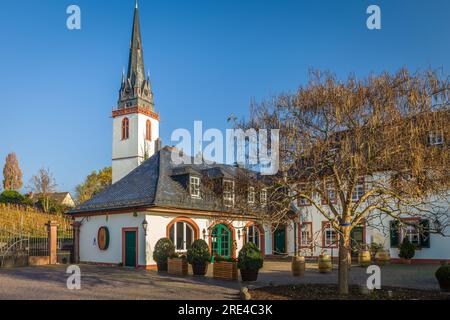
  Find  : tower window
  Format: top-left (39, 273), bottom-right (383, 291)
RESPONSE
top-left (146, 120), bottom-right (152, 141)
top-left (122, 118), bottom-right (129, 140)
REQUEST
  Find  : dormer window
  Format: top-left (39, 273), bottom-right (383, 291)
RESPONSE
top-left (223, 180), bottom-right (235, 207)
top-left (248, 187), bottom-right (255, 204)
top-left (260, 188), bottom-right (268, 206)
top-left (428, 131), bottom-right (444, 146)
top-left (190, 176), bottom-right (201, 198)
top-left (122, 118), bottom-right (130, 140)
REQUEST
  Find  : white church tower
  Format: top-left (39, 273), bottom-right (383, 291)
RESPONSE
top-left (112, 2), bottom-right (160, 183)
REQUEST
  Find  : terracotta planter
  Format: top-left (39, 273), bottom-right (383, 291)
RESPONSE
top-left (437, 278), bottom-right (450, 293)
top-left (192, 263), bottom-right (208, 276)
top-left (318, 254), bottom-right (332, 273)
top-left (168, 258), bottom-right (188, 276)
top-left (157, 261), bottom-right (168, 272)
top-left (213, 261), bottom-right (238, 281)
top-left (240, 269), bottom-right (259, 282)
top-left (358, 250), bottom-right (372, 267)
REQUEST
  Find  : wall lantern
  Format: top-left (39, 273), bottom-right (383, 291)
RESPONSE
top-left (237, 229), bottom-right (241, 240)
top-left (142, 218), bottom-right (149, 236)
top-left (202, 228), bottom-right (207, 240)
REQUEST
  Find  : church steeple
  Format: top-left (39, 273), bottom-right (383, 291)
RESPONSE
top-left (118, 1), bottom-right (154, 110)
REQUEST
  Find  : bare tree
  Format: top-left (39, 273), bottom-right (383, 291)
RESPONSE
top-left (235, 68), bottom-right (449, 295)
top-left (2, 153), bottom-right (23, 191)
top-left (30, 168), bottom-right (57, 212)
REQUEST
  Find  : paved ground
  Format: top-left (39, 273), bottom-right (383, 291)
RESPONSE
top-left (0, 261), bottom-right (441, 300)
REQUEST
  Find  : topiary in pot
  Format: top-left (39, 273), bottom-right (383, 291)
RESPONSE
top-left (153, 238), bottom-right (175, 272)
top-left (398, 238), bottom-right (415, 263)
top-left (238, 242), bottom-right (263, 282)
top-left (187, 239), bottom-right (211, 276)
top-left (435, 263), bottom-right (450, 292)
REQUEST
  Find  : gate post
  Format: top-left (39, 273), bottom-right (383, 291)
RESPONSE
top-left (72, 221), bottom-right (81, 264)
top-left (47, 221), bottom-right (58, 265)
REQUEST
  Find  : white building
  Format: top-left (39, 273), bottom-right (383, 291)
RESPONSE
top-left (70, 3), bottom-right (449, 267)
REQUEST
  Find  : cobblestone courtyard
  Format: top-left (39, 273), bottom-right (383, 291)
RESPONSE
top-left (0, 261), bottom-right (441, 300)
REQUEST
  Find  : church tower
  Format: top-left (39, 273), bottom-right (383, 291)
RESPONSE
top-left (112, 2), bottom-right (160, 183)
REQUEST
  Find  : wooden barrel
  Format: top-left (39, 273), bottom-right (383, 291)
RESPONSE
top-left (375, 250), bottom-right (390, 266)
top-left (318, 254), bottom-right (332, 273)
top-left (291, 256), bottom-right (305, 276)
top-left (358, 250), bottom-right (372, 267)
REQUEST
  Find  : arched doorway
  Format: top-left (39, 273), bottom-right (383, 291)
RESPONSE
top-left (211, 224), bottom-right (232, 259)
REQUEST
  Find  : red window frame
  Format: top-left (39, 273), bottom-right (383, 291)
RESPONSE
top-left (122, 117), bottom-right (130, 140)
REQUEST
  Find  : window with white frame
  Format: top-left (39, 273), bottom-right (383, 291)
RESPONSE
top-left (246, 224), bottom-right (261, 249)
top-left (169, 221), bottom-right (194, 251)
top-left (223, 180), bottom-right (235, 207)
top-left (325, 182), bottom-right (336, 203)
top-left (401, 221), bottom-right (420, 246)
top-left (298, 184), bottom-right (311, 206)
top-left (190, 176), bottom-right (201, 198)
top-left (428, 131), bottom-right (444, 146)
top-left (300, 223), bottom-right (313, 247)
top-left (323, 222), bottom-right (338, 247)
top-left (351, 180), bottom-right (365, 202)
top-left (248, 187), bottom-right (255, 204)
top-left (260, 188), bottom-right (268, 206)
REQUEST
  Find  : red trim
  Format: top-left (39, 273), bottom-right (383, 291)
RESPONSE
top-left (146, 120), bottom-right (152, 141)
top-left (322, 221), bottom-right (338, 248)
top-left (113, 106), bottom-right (160, 121)
top-left (122, 117), bottom-right (129, 140)
top-left (243, 222), bottom-right (265, 257)
top-left (166, 216), bottom-right (201, 242)
top-left (299, 222), bottom-right (313, 249)
top-left (208, 221), bottom-right (237, 259)
top-left (391, 258), bottom-right (450, 265)
top-left (122, 227), bottom-right (139, 268)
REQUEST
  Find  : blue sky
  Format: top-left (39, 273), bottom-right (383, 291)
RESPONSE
top-left (0, 0), bottom-right (448, 194)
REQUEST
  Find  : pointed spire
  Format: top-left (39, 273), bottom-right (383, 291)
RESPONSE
top-left (127, 2), bottom-right (145, 87)
top-left (135, 0), bottom-right (138, 9)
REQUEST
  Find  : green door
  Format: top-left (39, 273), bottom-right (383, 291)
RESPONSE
top-left (124, 231), bottom-right (137, 267)
top-left (211, 224), bottom-right (231, 261)
top-left (274, 227), bottom-right (286, 255)
top-left (350, 226), bottom-right (365, 256)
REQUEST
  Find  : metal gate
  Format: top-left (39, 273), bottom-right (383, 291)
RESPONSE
top-left (0, 227), bottom-right (30, 268)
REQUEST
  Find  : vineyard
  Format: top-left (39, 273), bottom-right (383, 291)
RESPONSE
top-left (0, 204), bottom-right (73, 237)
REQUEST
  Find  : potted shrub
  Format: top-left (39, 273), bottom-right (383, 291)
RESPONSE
top-left (187, 239), bottom-right (211, 276)
top-left (435, 263), bottom-right (450, 292)
top-left (213, 256), bottom-right (238, 281)
top-left (237, 243), bottom-right (264, 282)
top-left (153, 238), bottom-right (175, 272)
top-left (168, 253), bottom-right (188, 276)
top-left (398, 238), bottom-right (415, 264)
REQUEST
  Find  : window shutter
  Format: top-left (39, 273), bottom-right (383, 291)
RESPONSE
top-left (419, 219), bottom-right (431, 248)
top-left (389, 220), bottom-right (399, 248)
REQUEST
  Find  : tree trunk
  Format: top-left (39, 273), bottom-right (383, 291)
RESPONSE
top-left (338, 227), bottom-right (351, 295)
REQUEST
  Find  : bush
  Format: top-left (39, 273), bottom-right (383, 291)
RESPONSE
top-left (435, 263), bottom-right (450, 290)
top-left (153, 238), bottom-right (175, 263)
top-left (187, 239), bottom-right (211, 265)
top-left (399, 238), bottom-right (416, 260)
top-left (237, 242), bottom-right (263, 271)
top-left (0, 190), bottom-right (25, 205)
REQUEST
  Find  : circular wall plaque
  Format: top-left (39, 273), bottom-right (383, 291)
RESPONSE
top-left (98, 227), bottom-right (110, 251)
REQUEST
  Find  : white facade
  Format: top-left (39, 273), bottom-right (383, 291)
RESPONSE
top-left (112, 113), bottom-right (160, 183)
top-left (75, 212), bottom-right (253, 267)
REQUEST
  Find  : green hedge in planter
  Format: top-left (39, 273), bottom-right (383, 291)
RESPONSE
top-left (187, 239), bottom-right (211, 265)
top-left (435, 263), bottom-right (450, 292)
top-left (399, 238), bottom-right (415, 260)
top-left (153, 238), bottom-right (175, 263)
top-left (237, 242), bottom-right (263, 271)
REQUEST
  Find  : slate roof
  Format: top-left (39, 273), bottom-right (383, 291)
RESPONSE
top-left (68, 147), bottom-right (257, 215)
